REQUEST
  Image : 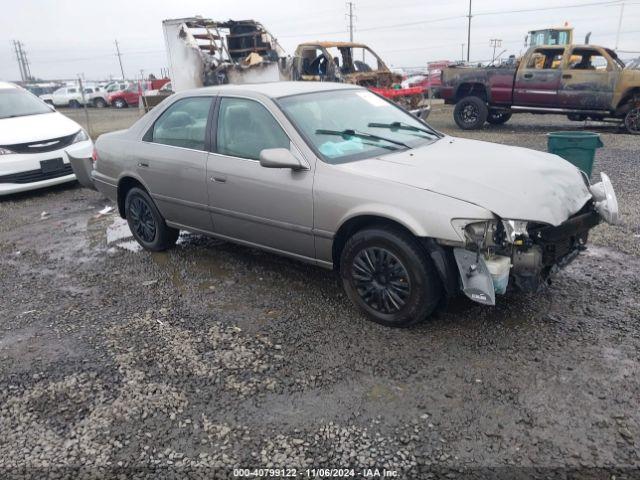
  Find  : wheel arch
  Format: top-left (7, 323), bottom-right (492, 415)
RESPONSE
top-left (331, 213), bottom-right (425, 271)
top-left (117, 175), bottom-right (148, 218)
top-left (454, 82), bottom-right (489, 102)
top-left (615, 87), bottom-right (640, 114)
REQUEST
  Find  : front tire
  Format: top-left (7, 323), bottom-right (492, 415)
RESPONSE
top-left (68, 100), bottom-right (80, 109)
top-left (340, 227), bottom-right (442, 327)
top-left (125, 187), bottom-right (179, 251)
top-left (453, 96), bottom-right (488, 130)
top-left (114, 98), bottom-right (127, 108)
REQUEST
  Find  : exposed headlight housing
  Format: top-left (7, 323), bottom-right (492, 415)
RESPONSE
top-left (451, 219), bottom-right (498, 247)
top-left (72, 129), bottom-right (90, 144)
top-left (589, 172), bottom-right (619, 225)
top-left (0, 147), bottom-right (15, 155)
top-left (502, 220), bottom-right (529, 243)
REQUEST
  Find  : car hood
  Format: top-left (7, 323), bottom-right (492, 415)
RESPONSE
top-left (0, 112), bottom-right (81, 145)
top-left (340, 136), bottom-right (592, 226)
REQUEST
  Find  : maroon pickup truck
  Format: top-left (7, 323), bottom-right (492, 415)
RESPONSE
top-left (441, 44), bottom-right (640, 134)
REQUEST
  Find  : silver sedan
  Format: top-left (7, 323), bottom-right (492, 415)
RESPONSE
top-left (71, 82), bottom-right (618, 327)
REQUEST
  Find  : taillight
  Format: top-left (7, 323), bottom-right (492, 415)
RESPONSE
top-left (91, 147), bottom-right (99, 163)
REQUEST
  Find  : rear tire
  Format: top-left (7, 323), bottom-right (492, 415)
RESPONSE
top-left (68, 100), bottom-right (80, 109)
top-left (624, 106), bottom-right (640, 135)
top-left (340, 227), bottom-right (442, 327)
top-left (486, 110), bottom-right (512, 125)
top-left (125, 187), bottom-right (179, 251)
top-left (453, 96), bottom-right (488, 130)
top-left (94, 98), bottom-right (107, 108)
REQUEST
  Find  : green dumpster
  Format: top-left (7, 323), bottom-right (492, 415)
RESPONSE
top-left (547, 131), bottom-right (603, 178)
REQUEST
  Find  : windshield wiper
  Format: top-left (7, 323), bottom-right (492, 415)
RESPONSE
top-left (367, 121), bottom-right (438, 137)
top-left (315, 129), bottom-right (410, 149)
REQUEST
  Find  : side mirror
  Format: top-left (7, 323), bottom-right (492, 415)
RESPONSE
top-left (259, 148), bottom-right (305, 170)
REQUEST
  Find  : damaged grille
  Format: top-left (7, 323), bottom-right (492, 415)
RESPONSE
top-left (528, 204), bottom-right (600, 266)
top-left (1, 133), bottom-right (76, 154)
top-left (0, 164), bottom-right (73, 184)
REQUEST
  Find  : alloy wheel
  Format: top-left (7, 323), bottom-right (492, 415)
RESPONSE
top-left (625, 107), bottom-right (640, 134)
top-left (351, 247), bottom-right (411, 314)
top-left (461, 103), bottom-right (479, 125)
top-left (129, 196), bottom-right (156, 243)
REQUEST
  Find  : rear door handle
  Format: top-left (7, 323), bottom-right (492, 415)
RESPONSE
top-left (210, 174), bottom-right (227, 183)
top-left (523, 73), bottom-right (533, 79)
top-left (138, 162), bottom-right (149, 168)
top-left (562, 74), bottom-right (572, 79)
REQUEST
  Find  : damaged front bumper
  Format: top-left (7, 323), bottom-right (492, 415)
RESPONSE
top-left (450, 173), bottom-right (619, 306)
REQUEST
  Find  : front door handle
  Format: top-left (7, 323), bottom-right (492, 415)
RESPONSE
top-left (138, 162), bottom-right (149, 168)
top-left (523, 73), bottom-right (533, 79)
top-left (562, 74), bottom-right (572, 79)
top-left (210, 175), bottom-right (227, 183)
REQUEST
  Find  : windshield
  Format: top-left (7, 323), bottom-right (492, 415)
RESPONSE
top-left (0, 88), bottom-right (53, 120)
top-left (278, 89), bottom-right (439, 163)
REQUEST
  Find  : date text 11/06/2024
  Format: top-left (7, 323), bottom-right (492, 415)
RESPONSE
top-left (233, 468), bottom-right (399, 477)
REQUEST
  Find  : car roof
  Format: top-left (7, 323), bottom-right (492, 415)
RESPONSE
top-left (0, 81), bottom-right (19, 90)
top-left (181, 81), bottom-right (362, 99)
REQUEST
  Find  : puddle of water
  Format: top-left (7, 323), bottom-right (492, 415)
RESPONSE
top-left (106, 217), bottom-right (132, 244)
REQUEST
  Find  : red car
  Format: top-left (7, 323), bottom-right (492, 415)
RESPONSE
top-left (108, 82), bottom-right (152, 108)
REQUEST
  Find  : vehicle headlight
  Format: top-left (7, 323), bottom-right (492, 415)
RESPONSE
top-left (72, 129), bottom-right (90, 144)
top-left (0, 147), bottom-right (15, 155)
top-left (502, 220), bottom-right (529, 243)
top-left (451, 219), bottom-right (498, 246)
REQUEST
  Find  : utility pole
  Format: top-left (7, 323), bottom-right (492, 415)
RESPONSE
top-left (13, 40), bottom-right (26, 82)
top-left (12, 40), bottom-right (32, 82)
top-left (18, 42), bottom-right (32, 81)
top-left (115, 39), bottom-right (125, 80)
top-left (615, 2), bottom-right (625, 50)
top-left (490, 38), bottom-right (502, 64)
top-left (461, 43), bottom-right (465, 62)
top-left (346, 2), bottom-right (355, 42)
top-left (466, 0), bottom-right (472, 62)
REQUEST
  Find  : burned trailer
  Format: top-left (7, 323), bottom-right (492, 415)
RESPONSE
top-left (163, 17), bottom-right (429, 116)
top-left (163, 17), bottom-right (291, 92)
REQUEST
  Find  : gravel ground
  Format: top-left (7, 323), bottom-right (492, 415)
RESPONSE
top-left (0, 107), bottom-right (638, 479)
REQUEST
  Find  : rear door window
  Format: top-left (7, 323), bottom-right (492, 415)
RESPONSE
top-left (526, 49), bottom-right (564, 69)
top-left (148, 97), bottom-right (213, 151)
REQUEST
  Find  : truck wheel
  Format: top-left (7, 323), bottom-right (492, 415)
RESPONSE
top-left (340, 226), bottom-right (442, 327)
top-left (68, 100), bottom-right (80, 109)
top-left (114, 98), bottom-right (127, 109)
top-left (487, 110), bottom-right (512, 125)
top-left (453, 96), bottom-right (488, 130)
top-left (624, 106), bottom-right (640, 135)
top-left (94, 98), bottom-right (107, 108)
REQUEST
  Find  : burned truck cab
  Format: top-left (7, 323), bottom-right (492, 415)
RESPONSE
top-left (291, 42), bottom-right (397, 88)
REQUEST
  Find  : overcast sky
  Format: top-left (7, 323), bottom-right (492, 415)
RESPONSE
top-left (1, 0), bottom-right (639, 81)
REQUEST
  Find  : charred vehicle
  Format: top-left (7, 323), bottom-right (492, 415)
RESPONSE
top-left (291, 41), bottom-right (426, 110)
top-left (163, 17), bottom-right (428, 113)
top-left (441, 44), bottom-right (640, 134)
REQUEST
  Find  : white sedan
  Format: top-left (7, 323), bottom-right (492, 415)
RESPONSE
top-left (0, 82), bottom-right (93, 195)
